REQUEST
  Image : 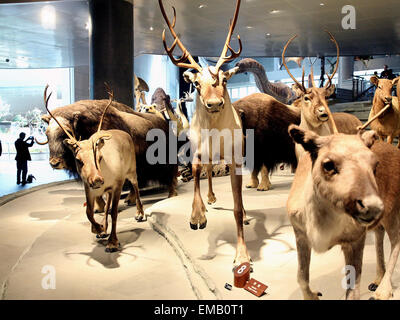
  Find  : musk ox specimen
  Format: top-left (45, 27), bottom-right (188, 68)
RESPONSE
top-left (288, 125), bottom-right (400, 300)
top-left (38, 95), bottom-right (179, 210)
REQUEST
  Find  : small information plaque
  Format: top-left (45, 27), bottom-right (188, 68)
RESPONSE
top-left (244, 278), bottom-right (268, 297)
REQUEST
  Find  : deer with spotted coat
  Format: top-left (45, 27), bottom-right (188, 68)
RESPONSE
top-left (159, 0), bottom-right (251, 265)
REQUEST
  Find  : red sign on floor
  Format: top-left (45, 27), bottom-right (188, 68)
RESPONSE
top-left (244, 278), bottom-right (268, 297)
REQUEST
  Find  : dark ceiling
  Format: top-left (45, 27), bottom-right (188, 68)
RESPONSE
top-left (0, 0), bottom-right (399, 69)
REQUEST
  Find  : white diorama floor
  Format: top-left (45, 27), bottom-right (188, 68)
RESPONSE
top-left (0, 172), bottom-right (399, 300)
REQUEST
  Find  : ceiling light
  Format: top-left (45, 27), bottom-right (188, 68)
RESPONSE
top-left (199, 4), bottom-right (207, 9)
top-left (246, 26), bottom-right (253, 29)
top-left (266, 33), bottom-right (271, 36)
top-left (149, 26), bottom-right (154, 31)
top-left (41, 5), bottom-right (56, 30)
top-left (320, 3), bottom-right (325, 6)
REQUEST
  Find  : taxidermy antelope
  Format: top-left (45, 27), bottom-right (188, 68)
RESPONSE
top-left (43, 85), bottom-right (144, 252)
top-left (159, 0), bottom-right (250, 265)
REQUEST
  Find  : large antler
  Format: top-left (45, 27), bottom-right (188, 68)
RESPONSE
top-left (159, 0), bottom-right (202, 72)
top-left (282, 35), bottom-right (306, 92)
top-left (324, 31), bottom-right (339, 89)
top-left (97, 83), bottom-right (114, 133)
top-left (213, 0), bottom-right (242, 73)
top-left (43, 85), bottom-right (78, 144)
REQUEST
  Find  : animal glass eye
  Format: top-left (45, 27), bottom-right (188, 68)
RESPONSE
top-left (322, 160), bottom-right (337, 174)
top-left (304, 96), bottom-right (311, 102)
top-left (194, 81), bottom-right (200, 87)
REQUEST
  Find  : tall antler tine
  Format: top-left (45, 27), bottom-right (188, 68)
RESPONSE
top-left (43, 85), bottom-right (77, 143)
top-left (159, 0), bottom-right (202, 72)
top-left (214, 0), bottom-right (242, 73)
top-left (97, 83), bottom-right (114, 133)
top-left (282, 35), bottom-right (306, 92)
top-left (324, 30), bottom-right (340, 89)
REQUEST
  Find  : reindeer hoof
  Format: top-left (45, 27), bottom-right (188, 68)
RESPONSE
top-left (317, 292), bottom-right (323, 297)
top-left (190, 223), bottom-right (198, 230)
top-left (369, 297), bottom-right (376, 300)
top-left (368, 283), bottom-right (378, 292)
top-left (244, 219), bottom-right (250, 225)
top-left (105, 247), bottom-right (118, 253)
top-left (199, 221), bottom-right (207, 229)
top-left (96, 233), bottom-right (108, 239)
top-left (135, 215), bottom-right (144, 222)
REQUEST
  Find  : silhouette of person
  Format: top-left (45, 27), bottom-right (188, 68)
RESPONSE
top-left (15, 132), bottom-right (34, 185)
top-left (381, 65), bottom-right (395, 80)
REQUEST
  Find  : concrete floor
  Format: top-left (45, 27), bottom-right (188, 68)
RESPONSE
top-left (0, 155), bottom-right (70, 197)
top-left (1, 172), bottom-right (399, 300)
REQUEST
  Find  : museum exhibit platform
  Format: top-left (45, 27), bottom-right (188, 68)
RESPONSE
top-left (1, 172), bottom-right (398, 300)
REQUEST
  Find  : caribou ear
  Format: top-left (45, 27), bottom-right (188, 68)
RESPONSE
top-left (41, 114), bottom-right (51, 124)
top-left (289, 125), bottom-right (327, 157)
top-left (359, 130), bottom-right (378, 149)
top-left (325, 84), bottom-right (336, 97)
top-left (370, 76), bottom-right (379, 86)
top-left (392, 77), bottom-right (399, 86)
top-left (183, 71), bottom-right (196, 84)
top-left (224, 66), bottom-right (239, 80)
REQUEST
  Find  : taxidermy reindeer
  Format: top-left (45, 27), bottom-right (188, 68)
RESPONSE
top-left (159, 0), bottom-right (251, 265)
top-left (244, 32), bottom-right (361, 190)
top-left (43, 85), bottom-right (144, 252)
top-left (366, 76), bottom-right (400, 146)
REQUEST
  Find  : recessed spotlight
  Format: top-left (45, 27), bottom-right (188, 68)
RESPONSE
top-left (149, 26), bottom-right (154, 31)
top-left (199, 4), bottom-right (207, 9)
top-left (266, 33), bottom-right (271, 36)
top-left (320, 3), bottom-right (325, 6)
top-left (270, 9), bottom-right (280, 14)
top-left (246, 26), bottom-right (253, 29)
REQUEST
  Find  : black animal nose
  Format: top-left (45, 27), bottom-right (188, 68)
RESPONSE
top-left (356, 196), bottom-right (383, 222)
top-left (385, 96), bottom-right (392, 103)
top-left (50, 159), bottom-right (60, 167)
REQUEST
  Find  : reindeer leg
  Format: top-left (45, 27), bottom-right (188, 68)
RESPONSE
top-left (94, 196), bottom-right (105, 213)
top-left (341, 234), bottom-right (366, 300)
top-left (245, 168), bottom-right (259, 188)
top-left (293, 227), bottom-right (321, 300)
top-left (129, 173), bottom-right (144, 222)
top-left (168, 167), bottom-right (178, 198)
top-left (369, 225), bottom-right (386, 291)
top-left (97, 191), bottom-right (111, 239)
top-left (190, 160), bottom-right (207, 230)
top-left (257, 165), bottom-right (272, 191)
top-left (124, 188), bottom-right (136, 206)
top-left (84, 187), bottom-right (103, 235)
top-left (106, 187), bottom-right (122, 252)
top-left (372, 226), bottom-right (400, 300)
top-left (206, 164), bottom-right (217, 204)
top-left (231, 163), bottom-right (250, 266)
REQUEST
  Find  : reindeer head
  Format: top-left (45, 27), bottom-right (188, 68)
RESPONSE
top-left (282, 32), bottom-right (339, 132)
top-left (41, 84), bottom-right (114, 189)
top-left (370, 76), bottom-right (399, 107)
top-left (64, 131), bottom-right (112, 189)
top-left (289, 125), bottom-right (384, 226)
top-left (159, 0), bottom-right (242, 114)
